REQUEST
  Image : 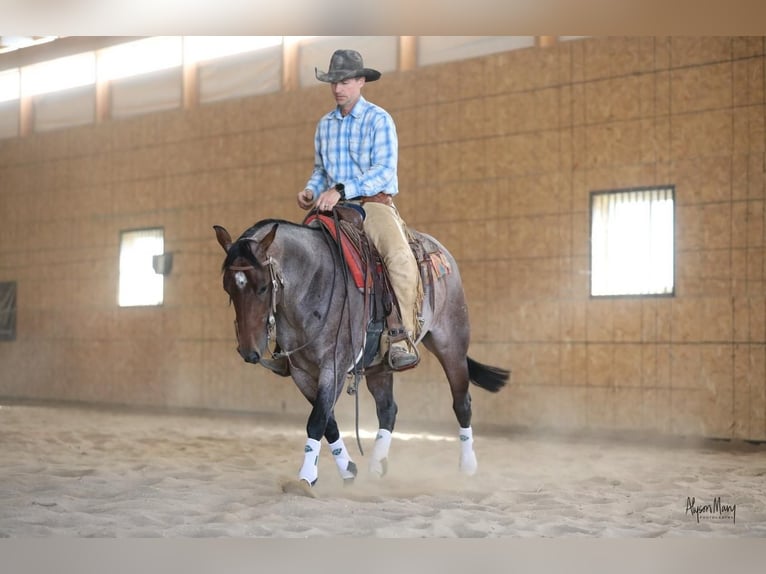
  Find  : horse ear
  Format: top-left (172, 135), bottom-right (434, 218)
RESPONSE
top-left (256, 223), bottom-right (279, 257)
top-left (213, 225), bottom-right (232, 252)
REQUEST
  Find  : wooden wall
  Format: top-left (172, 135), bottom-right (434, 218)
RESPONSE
top-left (0, 37), bottom-right (764, 440)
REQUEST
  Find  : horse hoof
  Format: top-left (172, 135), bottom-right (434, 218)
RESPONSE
top-left (342, 461), bottom-right (358, 485)
top-left (369, 457), bottom-right (388, 478)
top-left (459, 453), bottom-right (478, 476)
top-left (281, 478), bottom-right (317, 498)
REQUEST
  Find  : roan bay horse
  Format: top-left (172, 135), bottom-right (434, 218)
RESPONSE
top-left (214, 212), bottom-right (509, 492)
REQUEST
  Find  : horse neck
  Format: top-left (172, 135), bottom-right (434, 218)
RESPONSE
top-left (274, 227), bottom-right (324, 283)
top-left (274, 226), bottom-right (356, 315)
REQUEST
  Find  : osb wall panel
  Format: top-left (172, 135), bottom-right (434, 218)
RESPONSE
top-left (0, 37), bottom-right (764, 441)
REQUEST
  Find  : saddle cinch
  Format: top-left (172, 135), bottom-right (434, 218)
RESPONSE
top-left (303, 204), bottom-right (451, 375)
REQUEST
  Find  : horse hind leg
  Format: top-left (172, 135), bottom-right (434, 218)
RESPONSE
top-left (422, 334), bottom-right (478, 476)
top-left (365, 371), bottom-right (397, 478)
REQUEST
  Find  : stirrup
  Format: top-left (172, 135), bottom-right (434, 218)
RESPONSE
top-left (387, 338), bottom-right (420, 371)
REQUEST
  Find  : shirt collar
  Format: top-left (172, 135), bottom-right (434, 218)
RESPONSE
top-left (331, 95), bottom-right (368, 119)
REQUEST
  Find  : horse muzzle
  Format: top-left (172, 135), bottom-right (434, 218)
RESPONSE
top-left (238, 347), bottom-right (261, 364)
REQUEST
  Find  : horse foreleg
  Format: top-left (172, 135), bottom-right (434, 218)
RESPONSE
top-left (365, 371), bottom-right (397, 477)
top-left (296, 367), bottom-right (360, 486)
top-left (323, 417), bottom-right (358, 484)
top-left (293, 369), bottom-right (341, 487)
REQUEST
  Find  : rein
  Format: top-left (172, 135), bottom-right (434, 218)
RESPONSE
top-left (326, 209), bottom-right (367, 456)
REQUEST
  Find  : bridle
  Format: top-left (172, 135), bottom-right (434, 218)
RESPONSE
top-left (229, 255), bottom-right (282, 316)
top-left (227, 254), bottom-right (284, 362)
top-left (226, 237), bottom-right (340, 365)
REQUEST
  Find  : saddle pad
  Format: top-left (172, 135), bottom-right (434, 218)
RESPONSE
top-left (305, 214), bottom-right (368, 290)
top-left (429, 251), bottom-right (452, 279)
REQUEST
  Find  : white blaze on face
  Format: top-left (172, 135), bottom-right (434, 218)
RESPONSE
top-left (234, 271), bottom-right (248, 289)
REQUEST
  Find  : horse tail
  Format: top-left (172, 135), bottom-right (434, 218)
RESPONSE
top-left (467, 357), bottom-right (510, 393)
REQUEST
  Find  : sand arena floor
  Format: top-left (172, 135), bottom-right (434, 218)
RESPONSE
top-left (1, 401), bottom-right (764, 538)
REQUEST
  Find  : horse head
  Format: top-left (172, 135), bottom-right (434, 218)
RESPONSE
top-left (214, 223), bottom-right (279, 365)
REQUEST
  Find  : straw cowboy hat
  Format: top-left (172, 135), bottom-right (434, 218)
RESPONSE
top-left (315, 49), bottom-right (381, 83)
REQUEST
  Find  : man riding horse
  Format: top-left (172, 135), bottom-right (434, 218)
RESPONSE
top-left (215, 49), bottom-right (509, 491)
top-left (296, 49), bottom-right (420, 372)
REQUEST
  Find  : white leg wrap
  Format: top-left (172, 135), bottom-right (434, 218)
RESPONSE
top-left (298, 438), bottom-right (321, 485)
top-left (369, 429), bottom-right (392, 477)
top-left (459, 426), bottom-right (478, 476)
top-left (328, 437), bottom-right (356, 480)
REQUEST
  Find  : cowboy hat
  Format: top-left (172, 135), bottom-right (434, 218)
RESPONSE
top-left (315, 49), bottom-right (381, 83)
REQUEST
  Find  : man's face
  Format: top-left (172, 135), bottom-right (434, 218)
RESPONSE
top-left (331, 77), bottom-right (365, 112)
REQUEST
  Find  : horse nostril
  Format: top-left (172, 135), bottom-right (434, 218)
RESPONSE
top-left (239, 348), bottom-right (261, 364)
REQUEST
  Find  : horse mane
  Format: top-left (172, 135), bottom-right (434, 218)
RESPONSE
top-left (221, 218), bottom-right (309, 273)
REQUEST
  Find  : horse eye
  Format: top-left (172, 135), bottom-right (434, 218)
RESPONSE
top-left (257, 285), bottom-right (268, 296)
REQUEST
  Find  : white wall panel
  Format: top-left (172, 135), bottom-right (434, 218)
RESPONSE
top-left (33, 85), bottom-right (95, 133)
top-left (110, 68), bottom-right (182, 119)
top-left (0, 100), bottom-right (19, 139)
top-left (198, 45), bottom-right (282, 104)
top-left (418, 36), bottom-right (535, 66)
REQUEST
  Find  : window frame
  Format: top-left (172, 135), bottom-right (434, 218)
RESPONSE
top-left (118, 227), bottom-right (166, 308)
top-left (0, 281), bottom-right (17, 341)
top-left (589, 185), bottom-right (676, 299)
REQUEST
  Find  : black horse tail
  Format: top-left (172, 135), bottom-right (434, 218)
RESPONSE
top-left (467, 357), bottom-right (510, 393)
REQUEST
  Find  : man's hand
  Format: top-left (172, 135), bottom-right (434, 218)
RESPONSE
top-left (316, 188), bottom-right (342, 212)
top-left (297, 188), bottom-right (315, 210)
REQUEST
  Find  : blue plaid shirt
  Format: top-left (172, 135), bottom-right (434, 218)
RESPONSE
top-left (305, 96), bottom-right (398, 200)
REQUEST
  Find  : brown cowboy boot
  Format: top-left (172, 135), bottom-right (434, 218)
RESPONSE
top-left (386, 326), bottom-right (419, 371)
top-left (388, 342), bottom-right (419, 371)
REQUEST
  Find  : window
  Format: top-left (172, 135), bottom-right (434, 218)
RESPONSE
top-left (590, 186), bottom-right (675, 297)
top-left (118, 228), bottom-right (165, 307)
top-left (0, 281), bottom-right (16, 341)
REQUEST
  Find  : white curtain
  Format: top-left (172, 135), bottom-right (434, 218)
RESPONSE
top-left (198, 45), bottom-right (282, 104)
top-left (417, 36), bottom-right (535, 67)
top-left (0, 100), bottom-right (19, 139)
top-left (33, 85), bottom-right (95, 132)
top-left (110, 68), bottom-right (183, 120)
